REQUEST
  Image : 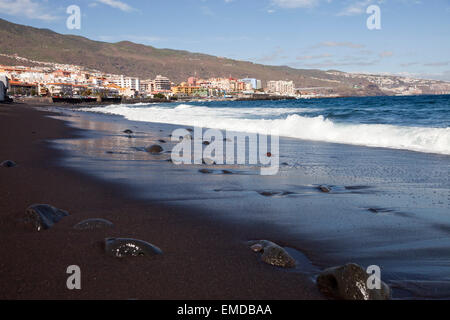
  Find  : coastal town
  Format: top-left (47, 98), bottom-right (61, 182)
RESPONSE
top-left (0, 54), bottom-right (298, 102)
top-left (1, 52), bottom-right (450, 103)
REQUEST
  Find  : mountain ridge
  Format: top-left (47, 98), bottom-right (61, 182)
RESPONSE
top-left (0, 18), bottom-right (448, 96)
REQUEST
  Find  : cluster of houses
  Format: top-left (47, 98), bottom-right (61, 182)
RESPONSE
top-left (0, 63), bottom-right (297, 101)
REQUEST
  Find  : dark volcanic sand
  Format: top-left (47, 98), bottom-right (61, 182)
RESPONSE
top-left (0, 104), bottom-right (322, 300)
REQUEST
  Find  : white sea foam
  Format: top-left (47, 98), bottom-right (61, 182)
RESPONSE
top-left (82, 103), bottom-right (450, 155)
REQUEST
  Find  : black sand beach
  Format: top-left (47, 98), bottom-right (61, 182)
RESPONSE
top-left (1, 101), bottom-right (449, 300)
top-left (46, 102), bottom-right (450, 300)
top-left (0, 103), bottom-right (323, 300)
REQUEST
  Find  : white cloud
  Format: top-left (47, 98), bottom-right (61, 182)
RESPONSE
top-left (271, 0), bottom-right (321, 8)
top-left (257, 48), bottom-right (286, 62)
top-left (337, 0), bottom-right (420, 16)
top-left (200, 6), bottom-right (215, 16)
top-left (296, 53), bottom-right (333, 60)
top-left (379, 51), bottom-right (394, 57)
top-left (96, 0), bottom-right (135, 12)
top-left (0, 0), bottom-right (59, 21)
top-left (423, 61), bottom-right (450, 67)
top-left (314, 41), bottom-right (365, 49)
top-left (338, 0), bottom-right (374, 16)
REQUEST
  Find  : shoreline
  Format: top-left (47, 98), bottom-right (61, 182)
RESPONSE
top-left (45, 100), bottom-right (450, 300)
top-left (0, 103), bottom-right (323, 299)
top-left (11, 93), bottom-right (450, 108)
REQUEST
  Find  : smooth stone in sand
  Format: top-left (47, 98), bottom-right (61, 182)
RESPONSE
top-left (1, 160), bottom-right (17, 168)
top-left (26, 204), bottom-right (69, 231)
top-left (105, 238), bottom-right (162, 258)
top-left (123, 129), bottom-right (133, 134)
top-left (248, 240), bottom-right (296, 268)
top-left (259, 191), bottom-right (280, 197)
top-left (145, 145), bottom-right (164, 154)
top-left (318, 185), bottom-right (331, 193)
top-left (74, 218), bottom-right (114, 230)
top-left (317, 263), bottom-right (391, 300)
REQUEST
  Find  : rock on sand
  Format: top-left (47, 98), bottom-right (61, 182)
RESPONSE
top-left (249, 240), bottom-right (296, 268)
top-left (105, 238), bottom-right (162, 258)
top-left (318, 185), bottom-right (331, 193)
top-left (145, 145), bottom-right (164, 154)
top-left (25, 204), bottom-right (69, 231)
top-left (74, 218), bottom-right (114, 230)
top-left (317, 263), bottom-right (391, 300)
top-left (1, 160), bottom-right (17, 168)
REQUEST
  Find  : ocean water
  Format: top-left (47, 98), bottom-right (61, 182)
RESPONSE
top-left (83, 95), bottom-right (450, 155)
top-left (52, 95), bottom-right (450, 299)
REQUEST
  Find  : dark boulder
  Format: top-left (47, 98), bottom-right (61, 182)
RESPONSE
top-left (317, 263), bottom-right (391, 300)
top-left (318, 185), bottom-right (331, 193)
top-left (1, 160), bottom-right (17, 168)
top-left (199, 169), bottom-right (213, 174)
top-left (105, 238), bottom-right (162, 258)
top-left (145, 145), bottom-right (164, 154)
top-left (74, 218), bottom-right (114, 230)
top-left (123, 129), bottom-right (133, 134)
top-left (248, 240), bottom-right (296, 268)
top-left (26, 204), bottom-right (69, 231)
top-left (258, 191), bottom-right (280, 197)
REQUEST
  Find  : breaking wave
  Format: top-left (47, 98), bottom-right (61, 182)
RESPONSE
top-left (82, 103), bottom-right (450, 155)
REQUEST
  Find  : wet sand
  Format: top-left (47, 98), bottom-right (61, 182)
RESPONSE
top-left (48, 105), bottom-right (450, 300)
top-left (0, 103), bottom-right (323, 300)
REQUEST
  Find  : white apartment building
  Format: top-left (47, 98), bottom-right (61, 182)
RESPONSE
top-left (153, 75), bottom-right (171, 91)
top-left (47, 83), bottom-right (73, 97)
top-left (209, 78), bottom-right (235, 92)
top-left (239, 78), bottom-right (262, 90)
top-left (112, 75), bottom-right (140, 91)
top-left (139, 79), bottom-right (154, 94)
top-left (267, 80), bottom-right (295, 96)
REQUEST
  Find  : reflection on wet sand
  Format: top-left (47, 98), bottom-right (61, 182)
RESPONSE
top-left (50, 109), bottom-right (450, 299)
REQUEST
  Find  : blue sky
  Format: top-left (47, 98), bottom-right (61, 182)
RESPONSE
top-left (1, 0), bottom-right (450, 80)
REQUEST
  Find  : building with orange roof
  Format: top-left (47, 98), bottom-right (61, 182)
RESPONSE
top-left (8, 80), bottom-right (38, 96)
